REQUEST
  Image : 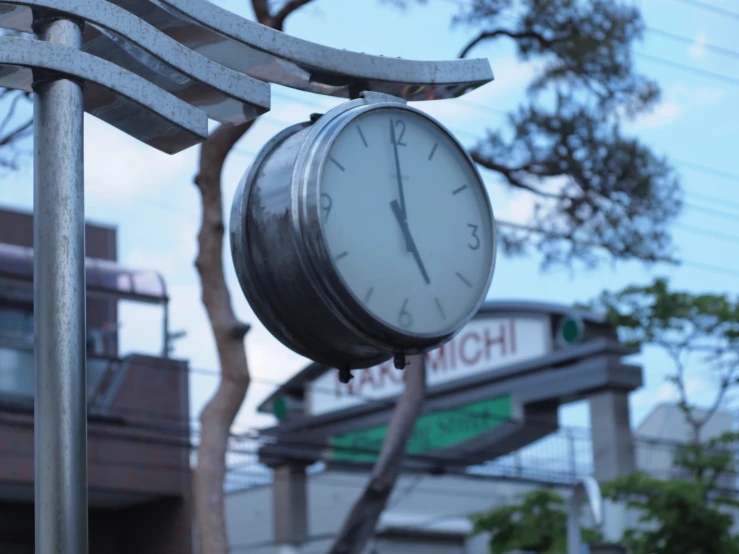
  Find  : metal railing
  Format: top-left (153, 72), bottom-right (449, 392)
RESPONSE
top-left (223, 426), bottom-right (739, 493)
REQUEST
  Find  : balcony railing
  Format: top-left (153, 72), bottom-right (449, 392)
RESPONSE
top-left (0, 332), bottom-right (119, 408)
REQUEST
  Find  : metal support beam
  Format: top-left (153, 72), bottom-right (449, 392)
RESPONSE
top-left (33, 14), bottom-right (88, 554)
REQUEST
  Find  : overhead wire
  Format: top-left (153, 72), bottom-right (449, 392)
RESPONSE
top-left (669, 0), bottom-right (739, 21)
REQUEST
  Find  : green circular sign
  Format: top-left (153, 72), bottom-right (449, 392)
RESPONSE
top-left (558, 316), bottom-right (583, 346)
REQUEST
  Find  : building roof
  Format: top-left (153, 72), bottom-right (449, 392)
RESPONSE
top-left (0, 242), bottom-right (167, 304)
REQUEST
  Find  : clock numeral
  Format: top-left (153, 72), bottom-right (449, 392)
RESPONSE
top-left (391, 119), bottom-right (407, 147)
top-left (398, 298), bottom-right (413, 328)
top-left (321, 193), bottom-right (332, 221)
top-left (467, 223), bottom-right (480, 250)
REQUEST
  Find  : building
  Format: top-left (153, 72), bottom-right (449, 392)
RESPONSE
top-left (0, 206), bottom-right (192, 554)
top-left (224, 402), bottom-right (735, 554)
top-left (222, 297), bottom-right (736, 554)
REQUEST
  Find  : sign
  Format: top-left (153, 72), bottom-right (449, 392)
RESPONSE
top-left (330, 395), bottom-right (512, 463)
top-left (307, 316), bottom-right (550, 416)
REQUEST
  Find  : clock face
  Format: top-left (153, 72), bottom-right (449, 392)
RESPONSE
top-left (318, 107), bottom-right (495, 337)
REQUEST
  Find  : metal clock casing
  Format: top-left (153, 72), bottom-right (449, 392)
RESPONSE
top-left (230, 92), bottom-right (496, 371)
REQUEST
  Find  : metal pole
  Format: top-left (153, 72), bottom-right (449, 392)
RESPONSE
top-left (33, 13), bottom-right (88, 554)
top-left (568, 476), bottom-right (604, 554)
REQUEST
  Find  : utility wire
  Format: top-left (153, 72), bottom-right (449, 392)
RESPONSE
top-left (645, 26), bottom-right (739, 61)
top-left (636, 51), bottom-right (739, 87)
top-left (670, 0), bottom-right (739, 21)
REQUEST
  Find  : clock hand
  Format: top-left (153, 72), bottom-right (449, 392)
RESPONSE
top-left (390, 200), bottom-right (431, 285)
top-left (390, 119), bottom-right (412, 252)
top-left (390, 119), bottom-right (406, 217)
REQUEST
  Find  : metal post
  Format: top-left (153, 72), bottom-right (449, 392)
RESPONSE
top-left (33, 14), bottom-right (88, 554)
top-left (568, 476), bottom-right (604, 554)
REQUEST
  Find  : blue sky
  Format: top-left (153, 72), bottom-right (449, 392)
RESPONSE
top-left (1, 0), bottom-right (738, 434)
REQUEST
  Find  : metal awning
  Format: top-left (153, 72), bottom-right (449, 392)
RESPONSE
top-left (0, 242), bottom-right (167, 304)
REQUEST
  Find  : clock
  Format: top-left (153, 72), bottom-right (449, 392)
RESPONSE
top-left (230, 91), bottom-right (496, 378)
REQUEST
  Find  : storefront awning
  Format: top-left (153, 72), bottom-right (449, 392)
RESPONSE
top-left (0, 242), bottom-right (167, 305)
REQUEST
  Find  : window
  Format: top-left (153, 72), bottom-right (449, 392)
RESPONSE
top-left (0, 305), bottom-right (34, 344)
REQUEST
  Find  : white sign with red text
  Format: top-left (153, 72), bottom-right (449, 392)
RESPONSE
top-left (306, 316), bottom-right (552, 416)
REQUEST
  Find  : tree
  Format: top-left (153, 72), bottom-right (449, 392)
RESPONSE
top-left (585, 278), bottom-right (739, 554)
top-left (470, 487), bottom-right (602, 554)
top-left (454, 0), bottom-right (681, 268)
top-left (191, 4), bottom-right (316, 554)
top-left (192, 1), bottom-right (682, 553)
top-left (0, 32), bottom-right (33, 170)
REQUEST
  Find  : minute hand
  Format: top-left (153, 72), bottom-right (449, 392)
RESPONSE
top-left (390, 200), bottom-right (431, 285)
top-left (390, 120), bottom-right (412, 252)
top-left (390, 119), bottom-right (406, 217)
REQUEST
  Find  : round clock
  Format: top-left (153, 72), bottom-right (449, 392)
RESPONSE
top-left (230, 92), bottom-right (496, 376)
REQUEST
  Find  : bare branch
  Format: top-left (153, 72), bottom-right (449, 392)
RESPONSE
top-left (0, 118), bottom-right (32, 148)
top-left (250, 0), bottom-right (272, 24)
top-left (470, 151), bottom-right (564, 200)
top-left (459, 28), bottom-right (559, 58)
top-left (328, 356), bottom-right (427, 554)
top-left (272, 0), bottom-right (317, 31)
top-left (0, 91), bottom-right (27, 136)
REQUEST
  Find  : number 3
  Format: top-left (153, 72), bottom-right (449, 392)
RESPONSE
top-left (468, 224), bottom-right (480, 250)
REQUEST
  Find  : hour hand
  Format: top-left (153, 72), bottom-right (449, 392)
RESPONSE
top-left (390, 200), bottom-right (431, 285)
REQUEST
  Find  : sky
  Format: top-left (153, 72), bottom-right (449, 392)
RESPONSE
top-left (1, 0), bottom-right (738, 438)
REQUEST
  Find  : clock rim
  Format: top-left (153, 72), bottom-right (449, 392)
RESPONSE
top-left (295, 101), bottom-right (497, 346)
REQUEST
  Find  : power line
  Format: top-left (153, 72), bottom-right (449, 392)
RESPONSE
top-left (670, 0), bottom-right (739, 21)
top-left (645, 26), bottom-right (739, 61)
top-left (636, 51), bottom-right (739, 86)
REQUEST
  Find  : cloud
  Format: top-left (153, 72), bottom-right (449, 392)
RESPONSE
top-left (83, 115), bottom-right (199, 205)
top-left (629, 82), bottom-right (726, 131)
top-left (689, 34), bottom-right (707, 61)
top-left (631, 100), bottom-right (683, 130)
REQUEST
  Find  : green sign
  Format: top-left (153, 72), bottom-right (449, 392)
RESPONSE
top-left (330, 395), bottom-right (512, 463)
top-left (558, 316), bottom-right (584, 346)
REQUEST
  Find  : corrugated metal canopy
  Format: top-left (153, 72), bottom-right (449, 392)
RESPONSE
top-left (0, 242), bottom-right (167, 304)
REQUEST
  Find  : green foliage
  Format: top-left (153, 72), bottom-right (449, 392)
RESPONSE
top-left (584, 278), bottom-right (739, 350)
top-left (602, 433), bottom-right (739, 554)
top-left (470, 488), bottom-right (602, 554)
top-left (603, 470), bottom-right (739, 554)
top-left (580, 279), bottom-right (739, 554)
top-left (582, 278), bottom-right (739, 428)
top-left (451, 0), bottom-right (681, 268)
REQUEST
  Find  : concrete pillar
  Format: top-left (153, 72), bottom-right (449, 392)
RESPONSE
top-left (589, 390), bottom-right (635, 482)
top-left (272, 463), bottom-right (308, 553)
top-left (588, 390), bottom-right (636, 544)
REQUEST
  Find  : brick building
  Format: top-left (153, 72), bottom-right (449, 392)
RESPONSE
top-left (0, 206), bottom-right (192, 554)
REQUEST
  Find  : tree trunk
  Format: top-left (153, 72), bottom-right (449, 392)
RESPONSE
top-left (328, 355), bottom-right (427, 554)
top-left (192, 121), bottom-right (254, 554)
top-left (190, 3), bottom-right (316, 554)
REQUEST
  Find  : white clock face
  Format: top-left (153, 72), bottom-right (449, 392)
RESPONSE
top-left (319, 107), bottom-right (495, 336)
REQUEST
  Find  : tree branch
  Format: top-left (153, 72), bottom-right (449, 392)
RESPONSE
top-left (328, 355), bottom-right (427, 554)
top-left (0, 118), bottom-right (32, 148)
top-left (471, 151), bottom-right (564, 200)
top-left (459, 28), bottom-right (558, 58)
top-left (251, 0), bottom-right (272, 24)
top-left (272, 0), bottom-right (316, 30)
